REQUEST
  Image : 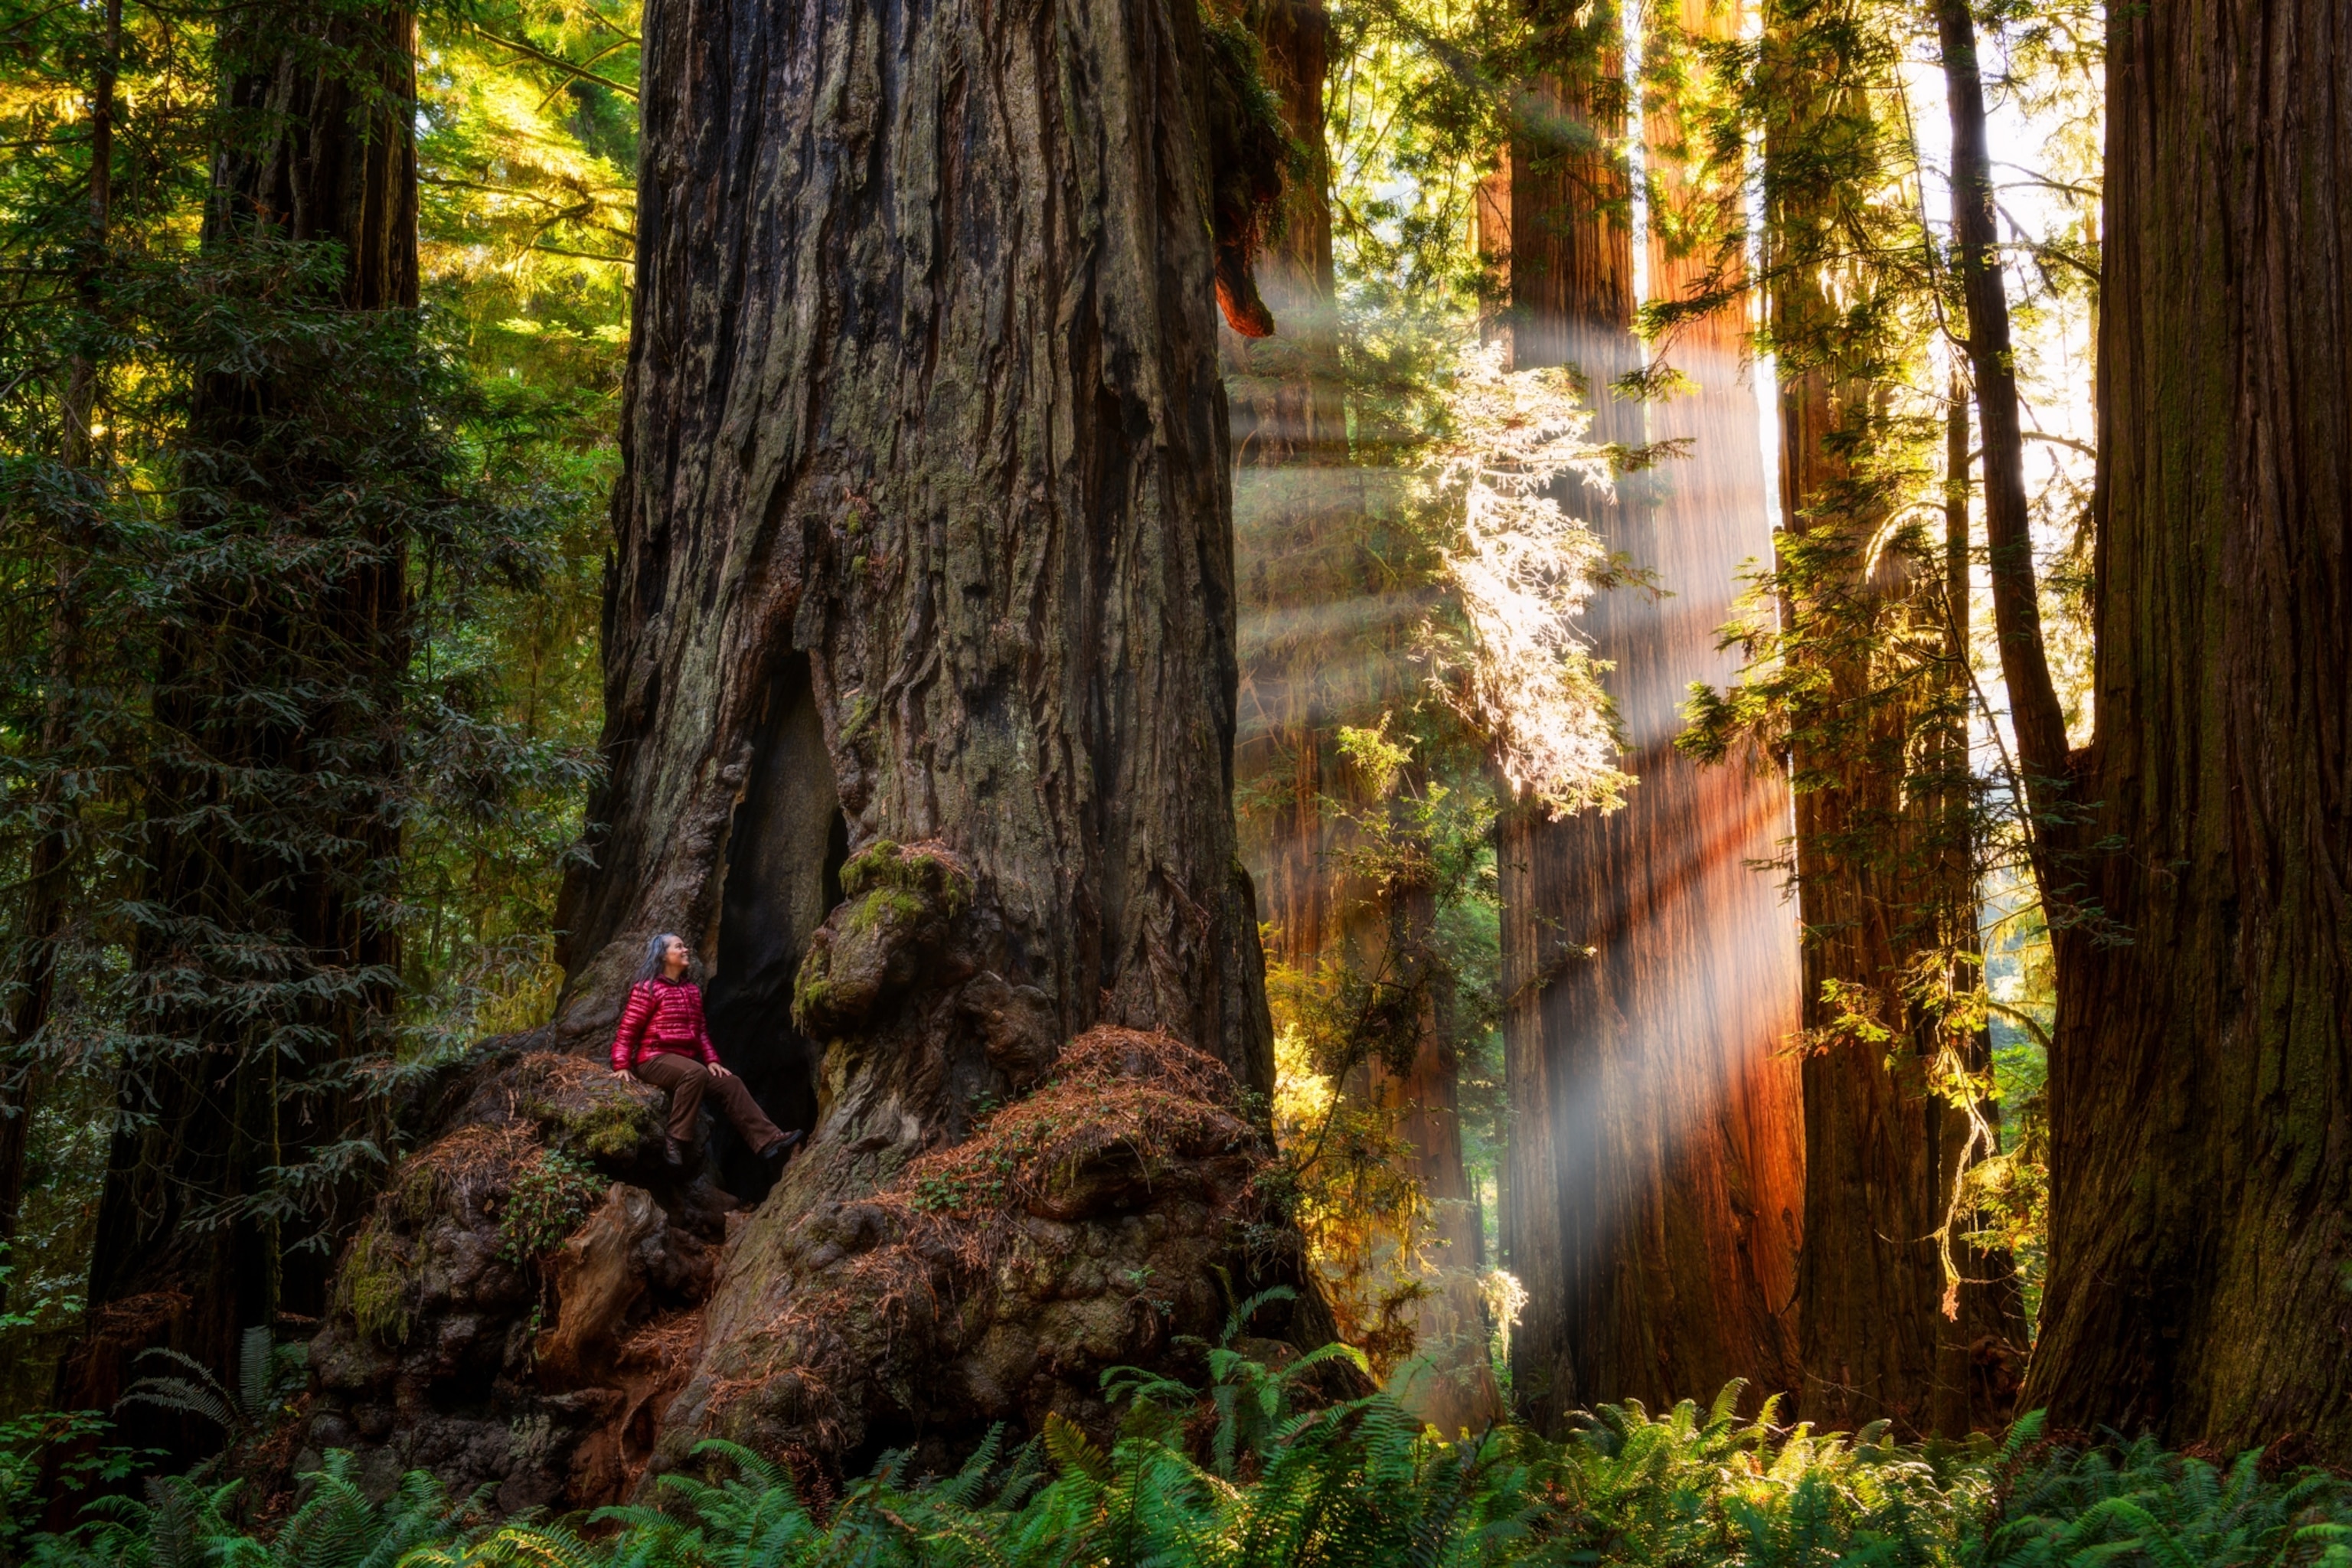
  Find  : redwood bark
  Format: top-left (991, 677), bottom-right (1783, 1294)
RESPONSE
top-left (556, 0), bottom-right (1295, 1465)
top-left (1764, 188), bottom-right (1984, 1439)
top-left (1775, 349), bottom-right (2006, 1433)
top-left (555, 0), bottom-right (1268, 1085)
top-left (2024, 0), bottom-right (2352, 1453)
top-left (80, 2), bottom-right (416, 1389)
top-left (1751, 0), bottom-right (2035, 1432)
top-left (1500, 8), bottom-right (1804, 1425)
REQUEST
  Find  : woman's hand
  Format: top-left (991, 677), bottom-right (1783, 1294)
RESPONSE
top-left (612, 1069), bottom-right (632, 1081)
top-left (707, 1063), bottom-right (734, 1079)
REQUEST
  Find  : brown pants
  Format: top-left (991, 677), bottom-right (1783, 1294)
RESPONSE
top-left (631, 1050), bottom-right (786, 1150)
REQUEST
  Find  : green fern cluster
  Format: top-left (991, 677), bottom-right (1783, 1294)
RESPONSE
top-left (20, 1452), bottom-right (485, 1568)
top-left (1982, 1421), bottom-right (2352, 1566)
top-left (17, 1382), bottom-right (2352, 1568)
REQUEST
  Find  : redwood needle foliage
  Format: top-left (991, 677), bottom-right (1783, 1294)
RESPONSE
top-left (0, 0), bottom-right (608, 1406)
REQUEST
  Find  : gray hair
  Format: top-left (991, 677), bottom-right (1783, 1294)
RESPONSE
top-left (632, 932), bottom-right (695, 985)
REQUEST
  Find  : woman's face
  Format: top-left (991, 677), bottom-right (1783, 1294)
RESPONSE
top-left (663, 936), bottom-right (691, 975)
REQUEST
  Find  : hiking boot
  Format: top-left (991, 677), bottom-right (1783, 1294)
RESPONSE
top-left (758, 1129), bottom-right (806, 1163)
top-left (663, 1136), bottom-right (689, 1168)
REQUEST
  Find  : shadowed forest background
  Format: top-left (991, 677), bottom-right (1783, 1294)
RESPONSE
top-left (0, 0), bottom-right (2343, 1556)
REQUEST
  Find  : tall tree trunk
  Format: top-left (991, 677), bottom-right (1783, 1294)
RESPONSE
top-left (1217, 0), bottom-right (1496, 1429)
top-left (1774, 362), bottom-right (2024, 1433)
top-left (1933, 384), bottom-right (2030, 1432)
top-left (1230, 0), bottom-right (1344, 971)
top-left (1500, 5), bottom-right (1804, 1425)
top-left (1933, 0), bottom-right (2066, 839)
top-left (1753, 0), bottom-right (2025, 1432)
top-left (1775, 331), bottom-right (1944, 1433)
top-left (78, 1), bottom-right (415, 1403)
top-left (560, 0), bottom-right (1307, 1468)
top-left (2024, 0), bottom-right (2352, 1454)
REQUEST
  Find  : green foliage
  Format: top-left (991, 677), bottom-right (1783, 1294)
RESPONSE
top-left (113, 1329), bottom-right (305, 1449)
top-left (21, 1451), bottom-right (486, 1568)
top-left (24, 1385), bottom-right (2352, 1568)
top-left (494, 1149), bottom-right (603, 1265)
top-left (0, 1410), bottom-right (152, 1560)
top-left (1985, 1431), bottom-right (2352, 1568)
top-left (0, 0), bottom-right (625, 1413)
top-left (1105, 1285), bottom-right (1373, 1478)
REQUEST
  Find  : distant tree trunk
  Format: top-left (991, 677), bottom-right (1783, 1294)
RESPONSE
top-left (1762, 0), bottom-right (2029, 1430)
top-left (1500, 3), bottom-right (1805, 1425)
top-left (560, 0), bottom-right (1308, 1467)
top-left (1775, 342), bottom-right (1932, 1436)
top-left (1370, 865), bottom-right (1503, 1433)
top-left (1214, 0), bottom-right (1495, 1430)
top-left (1933, 0), bottom-right (2066, 844)
top-left (2024, 0), bottom-right (2352, 1454)
top-left (78, 1), bottom-right (415, 1396)
top-left (1230, 0), bottom-right (1346, 971)
top-left (1933, 384), bottom-right (2030, 1434)
top-left (1773, 353), bottom-right (2020, 1432)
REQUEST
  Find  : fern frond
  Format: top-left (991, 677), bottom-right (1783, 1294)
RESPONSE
top-left (1042, 1414), bottom-right (1109, 1482)
top-left (236, 1328), bottom-right (273, 1418)
top-left (2001, 1409), bottom-right (2049, 1463)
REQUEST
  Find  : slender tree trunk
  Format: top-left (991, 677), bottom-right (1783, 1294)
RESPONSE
top-left (1355, 762), bottom-right (1500, 1432)
top-left (1374, 883), bottom-right (1504, 1432)
top-left (1934, 0), bottom-right (2066, 828)
top-left (2024, 0), bottom-right (2352, 1454)
top-left (561, 0), bottom-right (1309, 1466)
top-left (1500, 5), bottom-right (1804, 1424)
top-left (1932, 383), bottom-right (2031, 1432)
top-left (79, 2), bottom-right (416, 1399)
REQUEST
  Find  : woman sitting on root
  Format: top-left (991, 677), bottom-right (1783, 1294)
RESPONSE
top-left (610, 933), bottom-right (805, 1170)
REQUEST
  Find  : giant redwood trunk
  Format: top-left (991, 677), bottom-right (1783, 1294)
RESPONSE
top-left (549, 0), bottom-right (1306, 1470)
top-left (78, 1), bottom-right (415, 1410)
top-left (1498, 8), bottom-right (1804, 1426)
top-left (2023, 0), bottom-right (2352, 1454)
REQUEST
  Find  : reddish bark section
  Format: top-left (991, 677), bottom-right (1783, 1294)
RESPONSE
top-left (1499, 8), bottom-right (1804, 1424)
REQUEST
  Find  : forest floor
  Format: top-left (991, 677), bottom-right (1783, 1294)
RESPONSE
top-left (14, 1377), bottom-right (2351, 1567)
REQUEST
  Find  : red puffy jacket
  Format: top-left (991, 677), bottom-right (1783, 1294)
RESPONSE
top-left (611, 977), bottom-right (721, 1072)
